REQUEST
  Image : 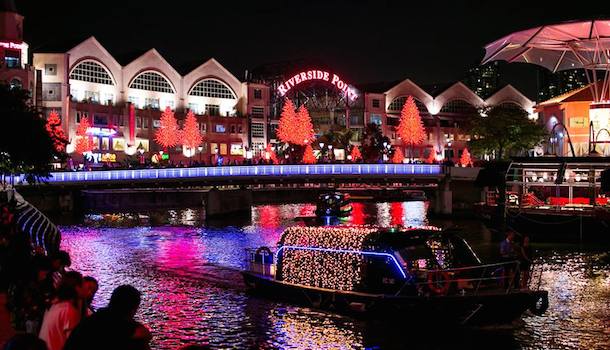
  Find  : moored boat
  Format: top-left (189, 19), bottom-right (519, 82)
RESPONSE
top-left (315, 192), bottom-right (352, 217)
top-left (242, 226), bottom-right (548, 327)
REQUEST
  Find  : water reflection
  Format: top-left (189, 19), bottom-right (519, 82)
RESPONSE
top-left (60, 202), bottom-right (610, 350)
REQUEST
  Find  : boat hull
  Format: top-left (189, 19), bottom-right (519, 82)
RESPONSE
top-left (242, 271), bottom-right (547, 328)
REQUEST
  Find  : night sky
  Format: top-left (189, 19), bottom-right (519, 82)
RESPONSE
top-left (17, 0), bottom-right (608, 98)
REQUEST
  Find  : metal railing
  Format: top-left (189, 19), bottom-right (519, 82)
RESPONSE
top-left (17, 163), bottom-right (444, 185)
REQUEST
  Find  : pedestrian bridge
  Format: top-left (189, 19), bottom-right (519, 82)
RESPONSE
top-left (20, 163), bottom-right (445, 187)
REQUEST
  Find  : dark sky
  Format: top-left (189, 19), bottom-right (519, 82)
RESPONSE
top-left (17, 0), bottom-right (608, 98)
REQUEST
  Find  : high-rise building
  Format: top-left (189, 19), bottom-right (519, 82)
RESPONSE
top-left (537, 69), bottom-right (588, 102)
top-left (462, 62), bottom-right (500, 99)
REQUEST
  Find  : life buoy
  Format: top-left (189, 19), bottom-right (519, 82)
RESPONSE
top-left (427, 270), bottom-right (451, 295)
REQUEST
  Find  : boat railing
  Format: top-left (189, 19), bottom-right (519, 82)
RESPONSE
top-left (405, 261), bottom-right (525, 296)
top-left (245, 247), bottom-right (276, 278)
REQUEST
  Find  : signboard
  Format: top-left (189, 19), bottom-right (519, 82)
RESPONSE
top-left (277, 70), bottom-right (357, 100)
top-left (590, 105), bottom-right (610, 142)
top-left (0, 41), bottom-right (24, 50)
top-left (569, 116), bottom-right (587, 128)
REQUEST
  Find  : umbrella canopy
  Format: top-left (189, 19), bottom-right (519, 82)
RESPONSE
top-left (483, 20), bottom-right (610, 72)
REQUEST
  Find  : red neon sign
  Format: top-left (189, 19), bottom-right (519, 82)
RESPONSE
top-left (0, 41), bottom-right (24, 50)
top-left (278, 70), bottom-right (357, 100)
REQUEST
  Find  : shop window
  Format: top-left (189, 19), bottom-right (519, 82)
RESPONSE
top-left (93, 114), bottom-right (108, 126)
top-left (254, 89), bottom-right (262, 99)
top-left (220, 143), bottom-right (228, 155)
top-left (205, 104), bottom-right (220, 116)
top-left (371, 114), bottom-right (382, 125)
top-left (251, 122), bottom-right (264, 138)
top-left (251, 106), bottom-right (264, 118)
top-left (372, 99), bottom-right (380, 108)
top-left (215, 124), bottom-right (226, 133)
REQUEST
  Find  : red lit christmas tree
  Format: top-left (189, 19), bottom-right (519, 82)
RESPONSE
top-left (392, 147), bottom-right (404, 164)
top-left (182, 110), bottom-right (202, 151)
top-left (294, 105), bottom-right (315, 146)
top-left (45, 110), bottom-right (68, 153)
top-left (154, 107), bottom-right (180, 150)
top-left (424, 148), bottom-right (436, 164)
top-left (460, 147), bottom-right (472, 167)
top-left (350, 145), bottom-right (362, 162)
top-left (265, 143), bottom-right (278, 164)
top-left (277, 99), bottom-right (297, 144)
top-left (397, 96), bottom-right (426, 159)
top-left (75, 116), bottom-right (95, 154)
top-left (302, 144), bottom-right (316, 164)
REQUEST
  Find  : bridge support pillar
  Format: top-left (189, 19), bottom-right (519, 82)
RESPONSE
top-left (205, 188), bottom-right (252, 218)
top-left (434, 178), bottom-right (452, 215)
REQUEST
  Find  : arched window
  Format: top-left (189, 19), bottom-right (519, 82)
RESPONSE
top-left (387, 96), bottom-right (428, 114)
top-left (9, 78), bottom-right (22, 89)
top-left (129, 71), bottom-right (175, 93)
top-left (189, 79), bottom-right (236, 99)
top-left (69, 60), bottom-right (114, 85)
top-left (440, 99), bottom-right (477, 114)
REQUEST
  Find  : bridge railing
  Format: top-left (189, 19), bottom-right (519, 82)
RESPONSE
top-left (17, 163), bottom-right (444, 185)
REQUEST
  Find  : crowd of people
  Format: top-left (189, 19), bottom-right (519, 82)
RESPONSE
top-left (2, 249), bottom-right (209, 350)
top-left (499, 230), bottom-right (534, 288)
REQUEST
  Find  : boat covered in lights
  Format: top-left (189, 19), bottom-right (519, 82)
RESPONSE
top-left (242, 226), bottom-right (549, 327)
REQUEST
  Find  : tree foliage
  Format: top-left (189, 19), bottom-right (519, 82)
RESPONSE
top-left (361, 123), bottom-right (391, 162)
top-left (182, 111), bottom-right (202, 150)
top-left (350, 145), bottom-right (362, 162)
top-left (75, 116), bottom-right (95, 155)
top-left (469, 106), bottom-right (546, 160)
top-left (392, 147), bottom-right (404, 163)
top-left (45, 110), bottom-right (69, 154)
top-left (397, 96), bottom-right (426, 146)
top-left (277, 99), bottom-right (297, 144)
top-left (302, 144), bottom-right (316, 164)
top-left (154, 107), bottom-right (180, 149)
top-left (0, 85), bottom-right (58, 183)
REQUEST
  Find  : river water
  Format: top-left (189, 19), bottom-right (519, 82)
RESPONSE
top-left (58, 202), bottom-right (610, 350)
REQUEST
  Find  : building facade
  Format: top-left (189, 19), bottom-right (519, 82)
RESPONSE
top-left (2, 3), bottom-right (536, 165)
top-left (32, 37), bottom-right (270, 164)
top-left (536, 82), bottom-right (610, 157)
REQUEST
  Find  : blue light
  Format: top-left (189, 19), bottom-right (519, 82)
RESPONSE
top-left (277, 245), bottom-right (407, 279)
top-left (23, 164), bottom-right (443, 184)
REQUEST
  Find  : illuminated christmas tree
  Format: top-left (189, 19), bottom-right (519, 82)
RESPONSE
top-left (294, 105), bottom-right (315, 146)
top-left (391, 146), bottom-right (404, 164)
top-left (181, 110), bottom-right (202, 151)
top-left (302, 144), bottom-right (316, 164)
top-left (277, 98), bottom-right (297, 144)
top-left (265, 143), bottom-right (278, 164)
top-left (45, 110), bottom-right (68, 153)
top-left (75, 116), bottom-right (95, 154)
top-left (460, 147), bottom-right (472, 167)
top-left (350, 145), bottom-right (362, 162)
top-left (154, 106), bottom-right (180, 150)
top-left (397, 96), bottom-right (426, 159)
top-left (425, 148), bottom-right (436, 164)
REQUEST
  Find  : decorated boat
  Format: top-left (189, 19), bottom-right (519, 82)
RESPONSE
top-left (315, 192), bottom-right (352, 217)
top-left (242, 226), bottom-right (549, 327)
